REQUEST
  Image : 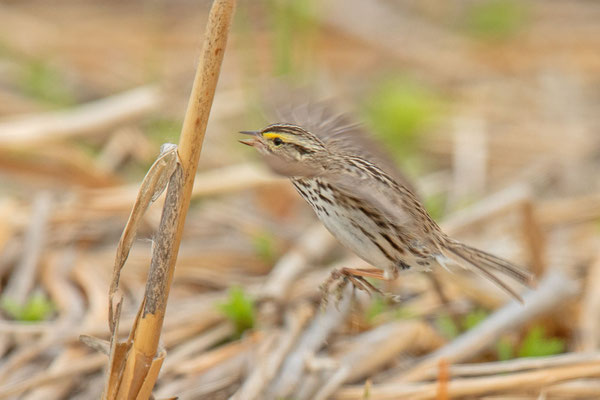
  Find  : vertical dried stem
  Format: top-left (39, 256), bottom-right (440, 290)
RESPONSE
top-left (521, 200), bottom-right (545, 277)
top-left (114, 1), bottom-right (236, 398)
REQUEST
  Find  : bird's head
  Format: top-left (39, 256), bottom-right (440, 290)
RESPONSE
top-left (239, 124), bottom-right (328, 177)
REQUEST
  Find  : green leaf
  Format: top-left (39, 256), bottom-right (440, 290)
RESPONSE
top-left (365, 295), bottom-right (415, 325)
top-left (518, 325), bottom-right (565, 358)
top-left (218, 286), bottom-right (256, 337)
top-left (365, 296), bottom-right (387, 324)
top-left (462, 308), bottom-right (488, 331)
top-left (393, 306), bottom-right (416, 320)
top-left (363, 77), bottom-right (443, 159)
top-left (435, 313), bottom-right (459, 339)
top-left (1, 293), bottom-right (55, 321)
top-left (252, 231), bottom-right (278, 264)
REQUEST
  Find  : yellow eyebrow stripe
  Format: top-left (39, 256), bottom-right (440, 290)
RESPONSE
top-left (263, 132), bottom-right (285, 141)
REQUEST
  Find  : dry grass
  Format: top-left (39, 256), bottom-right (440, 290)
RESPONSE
top-left (0, 1), bottom-right (599, 399)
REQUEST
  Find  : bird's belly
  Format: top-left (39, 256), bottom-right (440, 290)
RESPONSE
top-left (291, 177), bottom-right (431, 273)
top-left (314, 206), bottom-right (393, 269)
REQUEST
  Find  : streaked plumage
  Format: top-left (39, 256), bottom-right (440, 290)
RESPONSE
top-left (271, 102), bottom-right (415, 190)
top-left (240, 114), bottom-right (533, 301)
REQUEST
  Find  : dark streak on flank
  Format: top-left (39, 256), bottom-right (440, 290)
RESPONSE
top-left (318, 194), bottom-right (333, 205)
top-left (372, 240), bottom-right (395, 262)
top-left (398, 260), bottom-right (411, 270)
top-left (380, 232), bottom-right (405, 255)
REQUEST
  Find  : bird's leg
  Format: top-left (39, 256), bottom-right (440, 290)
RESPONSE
top-left (343, 267), bottom-right (387, 280)
top-left (321, 267), bottom-right (391, 308)
top-left (325, 268), bottom-right (385, 293)
top-left (341, 268), bottom-right (387, 295)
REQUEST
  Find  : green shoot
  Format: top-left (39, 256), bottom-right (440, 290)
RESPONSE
top-left (495, 325), bottom-right (565, 361)
top-left (251, 231), bottom-right (278, 265)
top-left (462, 308), bottom-right (489, 331)
top-left (218, 286), bottom-right (256, 338)
top-left (365, 296), bottom-right (387, 324)
top-left (435, 313), bottom-right (460, 339)
top-left (518, 325), bottom-right (565, 358)
top-left (435, 308), bottom-right (488, 340)
top-left (364, 295), bottom-right (415, 325)
top-left (363, 77), bottom-right (443, 160)
top-left (1, 292), bottom-right (55, 321)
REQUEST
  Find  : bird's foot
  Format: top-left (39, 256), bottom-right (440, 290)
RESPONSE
top-left (320, 267), bottom-right (401, 310)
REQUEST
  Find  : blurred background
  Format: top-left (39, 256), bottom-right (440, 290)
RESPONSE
top-left (0, 0), bottom-right (599, 399)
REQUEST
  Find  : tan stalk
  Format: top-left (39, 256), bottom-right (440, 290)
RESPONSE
top-left (95, 1), bottom-right (236, 399)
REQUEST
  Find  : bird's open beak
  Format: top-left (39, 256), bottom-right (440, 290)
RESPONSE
top-left (238, 130), bottom-right (259, 147)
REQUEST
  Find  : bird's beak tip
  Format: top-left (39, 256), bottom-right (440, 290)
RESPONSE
top-left (238, 138), bottom-right (256, 147)
top-left (238, 130), bottom-right (259, 146)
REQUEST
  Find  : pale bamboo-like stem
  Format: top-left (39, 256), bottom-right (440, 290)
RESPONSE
top-left (115, 1), bottom-right (236, 398)
top-left (136, 0), bottom-right (235, 355)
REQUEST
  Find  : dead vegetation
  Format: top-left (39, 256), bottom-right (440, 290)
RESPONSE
top-left (0, 0), bottom-right (599, 399)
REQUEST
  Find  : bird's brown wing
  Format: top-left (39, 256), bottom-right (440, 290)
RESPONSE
top-left (324, 166), bottom-right (533, 301)
top-left (319, 163), bottom-right (429, 244)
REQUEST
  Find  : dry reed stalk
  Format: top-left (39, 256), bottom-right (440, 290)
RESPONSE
top-left (72, 260), bottom-right (112, 329)
top-left (24, 346), bottom-right (89, 400)
top-left (323, 0), bottom-right (486, 80)
top-left (0, 86), bottom-right (159, 146)
top-left (161, 322), bottom-right (235, 371)
top-left (311, 321), bottom-right (429, 400)
top-left (333, 362), bottom-right (600, 400)
top-left (393, 269), bottom-right (578, 384)
top-left (0, 145), bottom-right (119, 187)
top-left (1, 192), bottom-right (51, 305)
top-left (260, 223), bottom-right (335, 302)
top-left (0, 353), bottom-right (106, 399)
top-left (76, 162), bottom-right (284, 218)
top-left (173, 331), bottom-right (263, 375)
top-left (45, 163), bottom-right (281, 241)
top-left (441, 184), bottom-right (532, 237)
top-left (578, 250), bottom-right (600, 351)
top-left (450, 116), bottom-right (487, 206)
top-left (536, 193), bottom-right (600, 227)
top-left (97, 128), bottom-right (155, 174)
top-left (543, 379), bottom-right (600, 397)
top-left (520, 199), bottom-right (545, 277)
top-left (230, 303), bottom-right (314, 400)
top-left (267, 287), bottom-right (353, 399)
top-left (76, 1), bottom-right (236, 399)
top-left (417, 352), bottom-right (600, 380)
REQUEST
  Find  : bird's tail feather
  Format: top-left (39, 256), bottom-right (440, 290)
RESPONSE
top-left (440, 238), bottom-right (535, 303)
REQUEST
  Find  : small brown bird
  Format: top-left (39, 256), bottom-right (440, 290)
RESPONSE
top-left (240, 112), bottom-right (533, 302)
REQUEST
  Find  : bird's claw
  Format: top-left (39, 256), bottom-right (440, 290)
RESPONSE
top-left (320, 268), bottom-right (403, 311)
top-left (320, 268), bottom-right (386, 311)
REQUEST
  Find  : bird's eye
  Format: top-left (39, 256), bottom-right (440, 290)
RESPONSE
top-left (273, 137), bottom-right (283, 146)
